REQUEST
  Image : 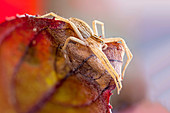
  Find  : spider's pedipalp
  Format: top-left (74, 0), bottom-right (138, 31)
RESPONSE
top-left (102, 44), bottom-right (108, 50)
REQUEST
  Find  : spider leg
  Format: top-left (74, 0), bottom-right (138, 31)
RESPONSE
top-left (62, 36), bottom-right (86, 53)
top-left (38, 12), bottom-right (68, 22)
top-left (39, 12), bottom-right (84, 40)
top-left (92, 20), bottom-right (105, 38)
top-left (88, 44), bottom-right (122, 94)
top-left (103, 38), bottom-right (133, 79)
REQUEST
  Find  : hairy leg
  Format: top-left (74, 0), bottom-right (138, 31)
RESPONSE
top-left (88, 44), bottom-right (122, 94)
top-left (62, 36), bottom-right (86, 53)
top-left (39, 12), bottom-right (68, 22)
top-left (103, 38), bottom-right (133, 79)
top-left (39, 12), bottom-right (84, 40)
top-left (92, 20), bottom-right (105, 38)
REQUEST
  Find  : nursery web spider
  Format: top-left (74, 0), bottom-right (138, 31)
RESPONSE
top-left (39, 12), bottom-right (133, 94)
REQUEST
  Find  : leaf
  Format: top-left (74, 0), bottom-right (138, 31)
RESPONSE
top-left (0, 15), bottom-right (125, 113)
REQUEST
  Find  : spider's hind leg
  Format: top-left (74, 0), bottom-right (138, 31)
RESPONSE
top-left (38, 12), bottom-right (69, 22)
top-left (39, 12), bottom-right (84, 40)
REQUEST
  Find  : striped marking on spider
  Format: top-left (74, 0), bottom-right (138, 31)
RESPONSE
top-left (39, 12), bottom-right (133, 94)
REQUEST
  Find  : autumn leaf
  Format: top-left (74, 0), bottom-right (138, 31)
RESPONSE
top-left (0, 14), bottom-right (125, 113)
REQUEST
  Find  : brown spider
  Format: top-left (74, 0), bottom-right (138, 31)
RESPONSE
top-left (39, 12), bottom-right (133, 94)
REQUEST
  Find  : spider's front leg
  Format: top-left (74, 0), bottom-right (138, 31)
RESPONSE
top-left (92, 20), bottom-right (105, 38)
top-left (103, 38), bottom-right (133, 79)
top-left (62, 36), bottom-right (86, 54)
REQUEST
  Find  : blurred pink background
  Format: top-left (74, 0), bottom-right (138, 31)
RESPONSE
top-left (0, 0), bottom-right (170, 113)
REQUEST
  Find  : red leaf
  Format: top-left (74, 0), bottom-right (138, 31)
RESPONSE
top-left (0, 15), bottom-right (124, 113)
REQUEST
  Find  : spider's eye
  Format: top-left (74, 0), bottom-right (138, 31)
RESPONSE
top-left (100, 41), bottom-right (104, 44)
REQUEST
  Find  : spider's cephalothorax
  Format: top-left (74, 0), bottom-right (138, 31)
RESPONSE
top-left (85, 35), bottom-right (105, 50)
top-left (39, 12), bottom-right (133, 94)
